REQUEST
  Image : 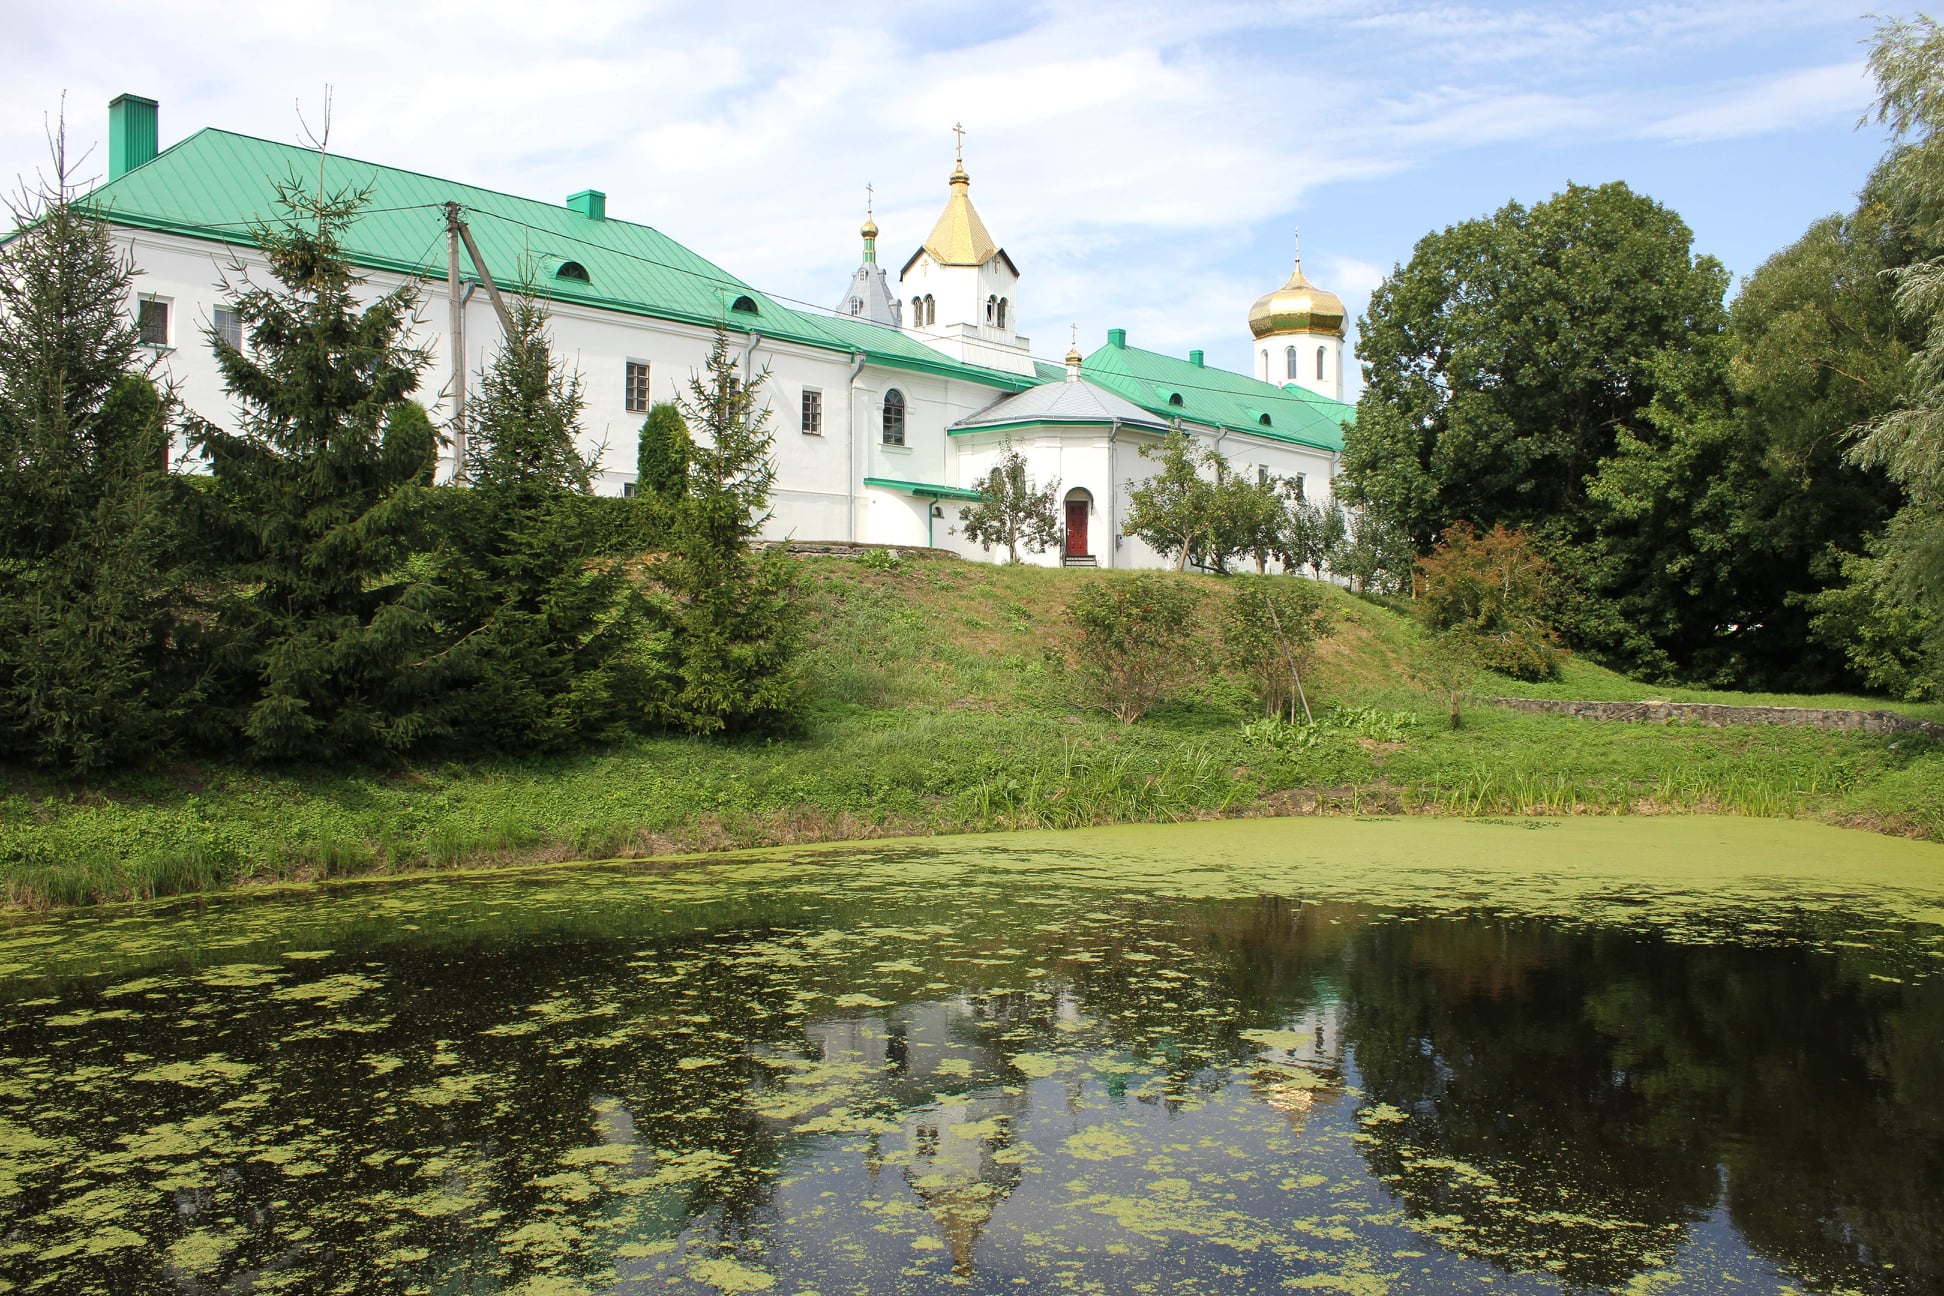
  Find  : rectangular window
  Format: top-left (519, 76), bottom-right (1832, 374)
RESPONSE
top-left (1256, 465), bottom-right (1269, 485)
top-left (625, 361), bottom-right (651, 414)
top-left (213, 306), bottom-right (243, 352)
top-left (622, 481), bottom-right (638, 499)
top-left (137, 297), bottom-right (170, 348)
top-left (801, 388), bottom-right (823, 435)
top-left (1293, 473), bottom-right (1306, 500)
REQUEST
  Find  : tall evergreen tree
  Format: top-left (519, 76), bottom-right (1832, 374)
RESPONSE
top-left (635, 401), bottom-right (689, 502)
top-left (185, 179), bottom-right (443, 762)
top-left (437, 296), bottom-right (644, 751)
top-left (0, 121), bottom-right (213, 770)
top-left (657, 330), bottom-right (801, 734)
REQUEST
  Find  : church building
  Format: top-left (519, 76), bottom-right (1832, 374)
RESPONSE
top-left (76, 94), bottom-right (1354, 569)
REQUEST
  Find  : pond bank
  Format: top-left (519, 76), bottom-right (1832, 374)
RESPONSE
top-left (4, 557), bottom-right (1939, 911)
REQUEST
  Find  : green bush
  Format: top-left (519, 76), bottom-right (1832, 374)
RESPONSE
top-left (1065, 575), bottom-right (1201, 723)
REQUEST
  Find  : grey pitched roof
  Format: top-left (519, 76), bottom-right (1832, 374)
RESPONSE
top-left (835, 263), bottom-right (902, 327)
top-left (951, 377), bottom-right (1172, 432)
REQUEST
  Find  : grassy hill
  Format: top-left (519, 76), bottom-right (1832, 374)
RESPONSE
top-left (2, 554), bottom-right (1939, 908)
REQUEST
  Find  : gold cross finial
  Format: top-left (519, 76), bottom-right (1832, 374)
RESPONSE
top-left (952, 122), bottom-right (965, 166)
top-left (1071, 323), bottom-right (1078, 347)
top-left (866, 181), bottom-right (874, 218)
top-left (1293, 225), bottom-right (1302, 269)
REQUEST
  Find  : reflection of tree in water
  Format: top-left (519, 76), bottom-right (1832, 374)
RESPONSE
top-left (1335, 917), bottom-right (1944, 1294)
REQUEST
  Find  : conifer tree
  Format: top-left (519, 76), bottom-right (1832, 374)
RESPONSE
top-left (438, 296), bottom-right (644, 750)
top-left (657, 330), bottom-right (801, 733)
top-left (185, 179), bottom-right (443, 762)
top-left (0, 120), bottom-right (213, 770)
top-left (636, 401), bottom-right (689, 502)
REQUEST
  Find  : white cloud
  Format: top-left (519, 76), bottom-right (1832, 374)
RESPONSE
top-left (0, 0), bottom-right (1881, 378)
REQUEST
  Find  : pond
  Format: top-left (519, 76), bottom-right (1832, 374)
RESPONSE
top-left (2, 816), bottom-right (1941, 1296)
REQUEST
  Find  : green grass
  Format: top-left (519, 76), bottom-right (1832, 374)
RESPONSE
top-left (2, 555), bottom-right (1938, 909)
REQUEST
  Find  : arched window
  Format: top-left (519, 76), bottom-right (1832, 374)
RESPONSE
top-left (911, 296), bottom-right (923, 324)
top-left (556, 260), bottom-right (590, 283)
top-left (1260, 349), bottom-right (1269, 380)
top-left (1285, 345), bottom-right (1297, 381)
top-left (985, 295), bottom-right (996, 324)
top-left (1168, 392), bottom-right (1184, 407)
top-left (923, 295), bottom-right (936, 326)
top-left (882, 389), bottom-right (906, 446)
top-left (730, 294), bottom-right (759, 315)
top-left (1259, 413), bottom-right (1273, 427)
top-left (1317, 346), bottom-right (1327, 380)
top-left (996, 297), bottom-right (1008, 329)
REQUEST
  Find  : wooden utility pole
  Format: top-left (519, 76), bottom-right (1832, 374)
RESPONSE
top-left (444, 202), bottom-right (466, 479)
top-left (455, 220), bottom-right (515, 335)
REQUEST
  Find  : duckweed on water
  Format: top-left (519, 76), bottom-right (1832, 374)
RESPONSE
top-left (0, 816), bottom-right (1939, 1294)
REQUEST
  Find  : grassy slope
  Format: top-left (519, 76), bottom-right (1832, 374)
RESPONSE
top-left (2, 555), bottom-right (1939, 908)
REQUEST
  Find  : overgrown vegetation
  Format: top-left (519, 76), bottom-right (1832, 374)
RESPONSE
top-left (2, 556), bottom-right (1936, 909)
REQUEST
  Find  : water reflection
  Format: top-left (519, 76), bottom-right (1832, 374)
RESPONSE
top-left (0, 840), bottom-right (1938, 1295)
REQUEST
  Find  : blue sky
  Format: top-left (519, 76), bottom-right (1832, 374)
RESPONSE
top-left (0, 1), bottom-right (1900, 390)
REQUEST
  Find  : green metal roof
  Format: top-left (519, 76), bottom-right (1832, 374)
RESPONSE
top-left (862, 476), bottom-right (983, 500)
top-left (78, 127), bottom-right (1046, 391)
top-left (1078, 340), bottom-right (1352, 453)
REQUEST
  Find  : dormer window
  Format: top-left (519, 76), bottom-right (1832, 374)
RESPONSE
top-left (556, 261), bottom-right (590, 283)
top-left (1168, 393), bottom-right (1184, 407)
top-left (731, 295), bottom-right (759, 315)
top-left (1259, 413), bottom-right (1273, 427)
top-left (849, 297), bottom-right (863, 316)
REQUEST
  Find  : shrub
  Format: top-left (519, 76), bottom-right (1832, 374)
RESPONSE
top-left (1414, 522), bottom-right (1563, 680)
top-left (1221, 577), bottom-right (1331, 721)
top-left (1065, 575), bottom-right (1200, 723)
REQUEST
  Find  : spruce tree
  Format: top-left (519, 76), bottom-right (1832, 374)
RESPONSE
top-left (185, 179), bottom-right (443, 762)
top-left (0, 122), bottom-right (213, 771)
top-left (438, 296), bottom-right (644, 751)
top-left (657, 330), bottom-right (801, 734)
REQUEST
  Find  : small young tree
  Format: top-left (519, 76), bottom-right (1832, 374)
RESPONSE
top-left (1065, 574), bottom-right (1200, 723)
top-left (1281, 497), bottom-right (1348, 581)
top-left (658, 329), bottom-right (802, 734)
top-left (0, 117), bottom-right (214, 770)
top-left (1416, 630), bottom-right (1481, 729)
top-left (437, 295), bottom-right (644, 751)
top-left (186, 178), bottom-right (444, 761)
top-left (959, 437), bottom-right (1060, 561)
top-left (1337, 504), bottom-right (1417, 595)
top-left (1123, 428), bottom-right (1218, 570)
top-left (1214, 470), bottom-right (1286, 574)
top-left (1414, 522), bottom-right (1562, 680)
top-left (636, 401), bottom-right (689, 502)
top-left (1222, 577), bottom-right (1331, 721)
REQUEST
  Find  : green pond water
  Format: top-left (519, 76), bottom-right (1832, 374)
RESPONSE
top-left (3, 816), bottom-right (1942, 1296)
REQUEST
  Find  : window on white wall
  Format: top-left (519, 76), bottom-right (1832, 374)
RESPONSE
top-left (137, 297), bottom-right (170, 348)
top-left (801, 388), bottom-right (823, 435)
top-left (882, 389), bottom-right (906, 445)
top-left (625, 361), bottom-right (651, 414)
top-left (1293, 472), bottom-right (1306, 500)
top-left (1285, 346), bottom-right (1297, 380)
top-left (1317, 346), bottom-right (1326, 381)
top-left (213, 306), bottom-right (243, 352)
top-left (996, 298), bottom-right (1007, 329)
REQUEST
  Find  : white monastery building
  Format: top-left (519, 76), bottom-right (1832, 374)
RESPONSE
top-left (82, 95), bottom-right (1354, 569)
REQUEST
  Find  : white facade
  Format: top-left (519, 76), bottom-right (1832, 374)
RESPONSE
top-left (106, 143), bottom-right (1347, 572)
top-left (1259, 333), bottom-right (1343, 403)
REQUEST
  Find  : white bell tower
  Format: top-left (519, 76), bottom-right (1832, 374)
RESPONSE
top-left (1247, 230), bottom-right (1347, 402)
top-left (898, 125), bottom-right (1034, 377)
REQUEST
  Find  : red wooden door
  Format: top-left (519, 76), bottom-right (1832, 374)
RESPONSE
top-left (1065, 499), bottom-right (1088, 556)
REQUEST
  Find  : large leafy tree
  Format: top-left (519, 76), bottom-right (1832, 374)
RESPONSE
top-left (186, 179), bottom-right (445, 762)
top-left (1842, 15), bottom-right (1944, 690)
top-left (1122, 429), bottom-right (1219, 571)
top-left (0, 123), bottom-right (214, 770)
top-left (436, 296), bottom-right (645, 751)
top-left (959, 437), bottom-right (1059, 562)
top-left (1343, 181), bottom-right (1729, 545)
top-left (656, 330), bottom-right (801, 734)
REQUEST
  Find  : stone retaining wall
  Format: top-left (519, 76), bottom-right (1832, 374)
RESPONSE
top-left (1485, 696), bottom-right (1943, 740)
top-left (772, 541), bottom-right (961, 560)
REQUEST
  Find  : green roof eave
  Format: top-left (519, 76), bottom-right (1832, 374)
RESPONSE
top-left (863, 476), bottom-right (982, 501)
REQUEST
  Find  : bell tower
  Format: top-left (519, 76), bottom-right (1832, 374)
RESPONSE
top-left (1247, 230), bottom-right (1347, 402)
top-left (898, 126), bottom-right (1033, 376)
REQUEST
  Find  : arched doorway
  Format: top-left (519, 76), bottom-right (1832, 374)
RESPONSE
top-left (1063, 488), bottom-right (1093, 564)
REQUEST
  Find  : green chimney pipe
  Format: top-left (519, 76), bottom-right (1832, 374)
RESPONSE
top-left (109, 95), bottom-right (158, 180)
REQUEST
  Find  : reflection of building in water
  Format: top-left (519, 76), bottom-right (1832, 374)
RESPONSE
top-left (799, 997), bottom-right (1030, 1276)
top-left (1245, 999), bottom-right (1349, 1130)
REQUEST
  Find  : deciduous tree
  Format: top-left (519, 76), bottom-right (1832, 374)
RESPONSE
top-left (959, 437), bottom-right (1059, 562)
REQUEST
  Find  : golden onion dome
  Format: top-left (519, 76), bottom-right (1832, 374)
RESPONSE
top-left (1248, 260), bottom-right (1345, 339)
top-left (1064, 344), bottom-right (1084, 365)
top-left (860, 214), bottom-right (879, 239)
